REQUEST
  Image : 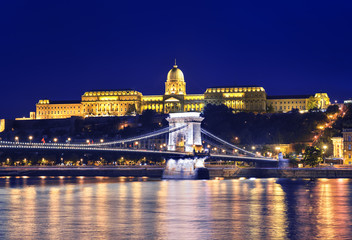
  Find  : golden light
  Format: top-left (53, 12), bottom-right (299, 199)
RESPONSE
top-left (323, 145), bottom-right (328, 150)
top-left (15, 136), bottom-right (19, 141)
top-left (67, 137), bottom-right (71, 141)
top-left (86, 139), bottom-right (90, 144)
top-left (100, 139), bottom-right (104, 143)
top-left (53, 138), bottom-right (58, 143)
top-left (134, 141), bottom-right (139, 145)
top-left (28, 136), bottom-right (33, 140)
top-left (251, 146), bottom-right (256, 150)
top-left (275, 147), bottom-right (281, 151)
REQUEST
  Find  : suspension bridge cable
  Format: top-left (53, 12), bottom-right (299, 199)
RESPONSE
top-left (0, 125), bottom-right (187, 148)
top-left (201, 128), bottom-right (257, 157)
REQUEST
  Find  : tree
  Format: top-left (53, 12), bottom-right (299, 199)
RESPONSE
top-left (138, 110), bottom-right (157, 129)
top-left (326, 105), bottom-right (339, 115)
top-left (301, 146), bottom-right (323, 167)
top-left (293, 143), bottom-right (307, 154)
top-left (342, 105), bottom-right (352, 128)
top-left (266, 104), bottom-right (275, 113)
top-left (126, 104), bottom-right (137, 116)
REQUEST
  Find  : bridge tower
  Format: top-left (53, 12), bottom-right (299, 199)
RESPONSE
top-left (166, 112), bottom-right (203, 152)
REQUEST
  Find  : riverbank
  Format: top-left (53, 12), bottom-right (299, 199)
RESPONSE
top-left (2, 166), bottom-right (352, 179)
top-left (0, 167), bottom-right (164, 178)
top-left (209, 168), bottom-right (352, 179)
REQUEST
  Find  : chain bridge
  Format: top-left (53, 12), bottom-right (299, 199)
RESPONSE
top-left (0, 113), bottom-right (277, 164)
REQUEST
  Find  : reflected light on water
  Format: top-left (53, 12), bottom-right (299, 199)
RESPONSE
top-left (0, 178), bottom-right (352, 239)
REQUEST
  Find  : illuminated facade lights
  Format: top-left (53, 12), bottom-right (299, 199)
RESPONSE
top-left (32, 63), bottom-right (271, 120)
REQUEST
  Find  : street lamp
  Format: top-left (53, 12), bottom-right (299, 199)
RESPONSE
top-left (100, 139), bottom-right (104, 143)
top-left (28, 136), bottom-right (33, 143)
top-left (86, 139), bottom-right (90, 144)
top-left (67, 137), bottom-right (71, 143)
top-left (15, 136), bottom-right (19, 143)
top-left (53, 138), bottom-right (58, 143)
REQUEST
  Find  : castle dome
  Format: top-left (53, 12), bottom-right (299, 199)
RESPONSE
top-left (167, 64), bottom-right (184, 82)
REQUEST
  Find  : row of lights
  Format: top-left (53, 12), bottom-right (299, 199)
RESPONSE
top-left (0, 143), bottom-right (189, 156)
top-left (1, 143), bottom-right (274, 161)
top-left (7, 125), bottom-right (184, 149)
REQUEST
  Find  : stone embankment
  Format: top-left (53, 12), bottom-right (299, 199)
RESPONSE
top-left (1, 167), bottom-right (352, 179)
top-left (208, 167), bottom-right (352, 179)
top-left (0, 167), bottom-right (164, 178)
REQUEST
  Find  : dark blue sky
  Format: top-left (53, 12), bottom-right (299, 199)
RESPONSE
top-left (1, 0), bottom-right (351, 118)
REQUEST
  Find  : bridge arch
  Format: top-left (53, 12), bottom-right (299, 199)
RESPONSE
top-left (166, 112), bottom-right (203, 153)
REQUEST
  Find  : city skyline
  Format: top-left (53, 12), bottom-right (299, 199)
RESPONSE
top-left (1, 1), bottom-right (351, 118)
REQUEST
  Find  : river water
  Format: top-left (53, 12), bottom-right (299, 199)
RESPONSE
top-left (0, 177), bottom-right (351, 240)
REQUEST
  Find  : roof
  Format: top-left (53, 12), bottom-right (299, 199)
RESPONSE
top-left (207, 85), bottom-right (261, 88)
top-left (87, 89), bottom-right (136, 92)
top-left (50, 100), bottom-right (81, 104)
top-left (267, 95), bottom-right (313, 100)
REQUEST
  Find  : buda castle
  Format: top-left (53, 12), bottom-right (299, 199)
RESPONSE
top-left (31, 63), bottom-right (330, 120)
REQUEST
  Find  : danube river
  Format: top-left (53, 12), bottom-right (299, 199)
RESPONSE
top-left (0, 177), bottom-right (351, 239)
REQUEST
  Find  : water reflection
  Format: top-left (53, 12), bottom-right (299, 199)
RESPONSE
top-left (0, 177), bottom-right (352, 239)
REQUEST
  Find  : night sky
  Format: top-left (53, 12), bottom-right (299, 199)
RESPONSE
top-left (1, 1), bottom-right (351, 119)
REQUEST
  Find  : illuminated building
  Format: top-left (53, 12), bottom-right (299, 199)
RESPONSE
top-left (33, 63), bottom-right (267, 119)
top-left (26, 62), bottom-right (330, 119)
top-left (37, 100), bottom-right (82, 119)
top-left (344, 98), bottom-right (352, 105)
top-left (204, 86), bottom-right (266, 112)
top-left (267, 93), bottom-right (330, 113)
top-left (0, 119), bottom-right (5, 133)
top-left (331, 137), bottom-right (343, 159)
top-left (343, 129), bottom-right (352, 165)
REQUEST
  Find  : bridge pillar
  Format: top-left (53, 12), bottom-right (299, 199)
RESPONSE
top-left (166, 112), bottom-right (203, 153)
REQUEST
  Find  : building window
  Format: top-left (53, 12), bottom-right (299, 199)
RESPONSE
top-left (349, 136), bottom-right (352, 142)
top-left (349, 145), bottom-right (351, 150)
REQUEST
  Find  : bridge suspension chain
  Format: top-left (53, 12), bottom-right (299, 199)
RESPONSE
top-left (95, 124), bottom-right (187, 146)
top-left (0, 125), bottom-right (187, 148)
top-left (201, 128), bottom-right (257, 157)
